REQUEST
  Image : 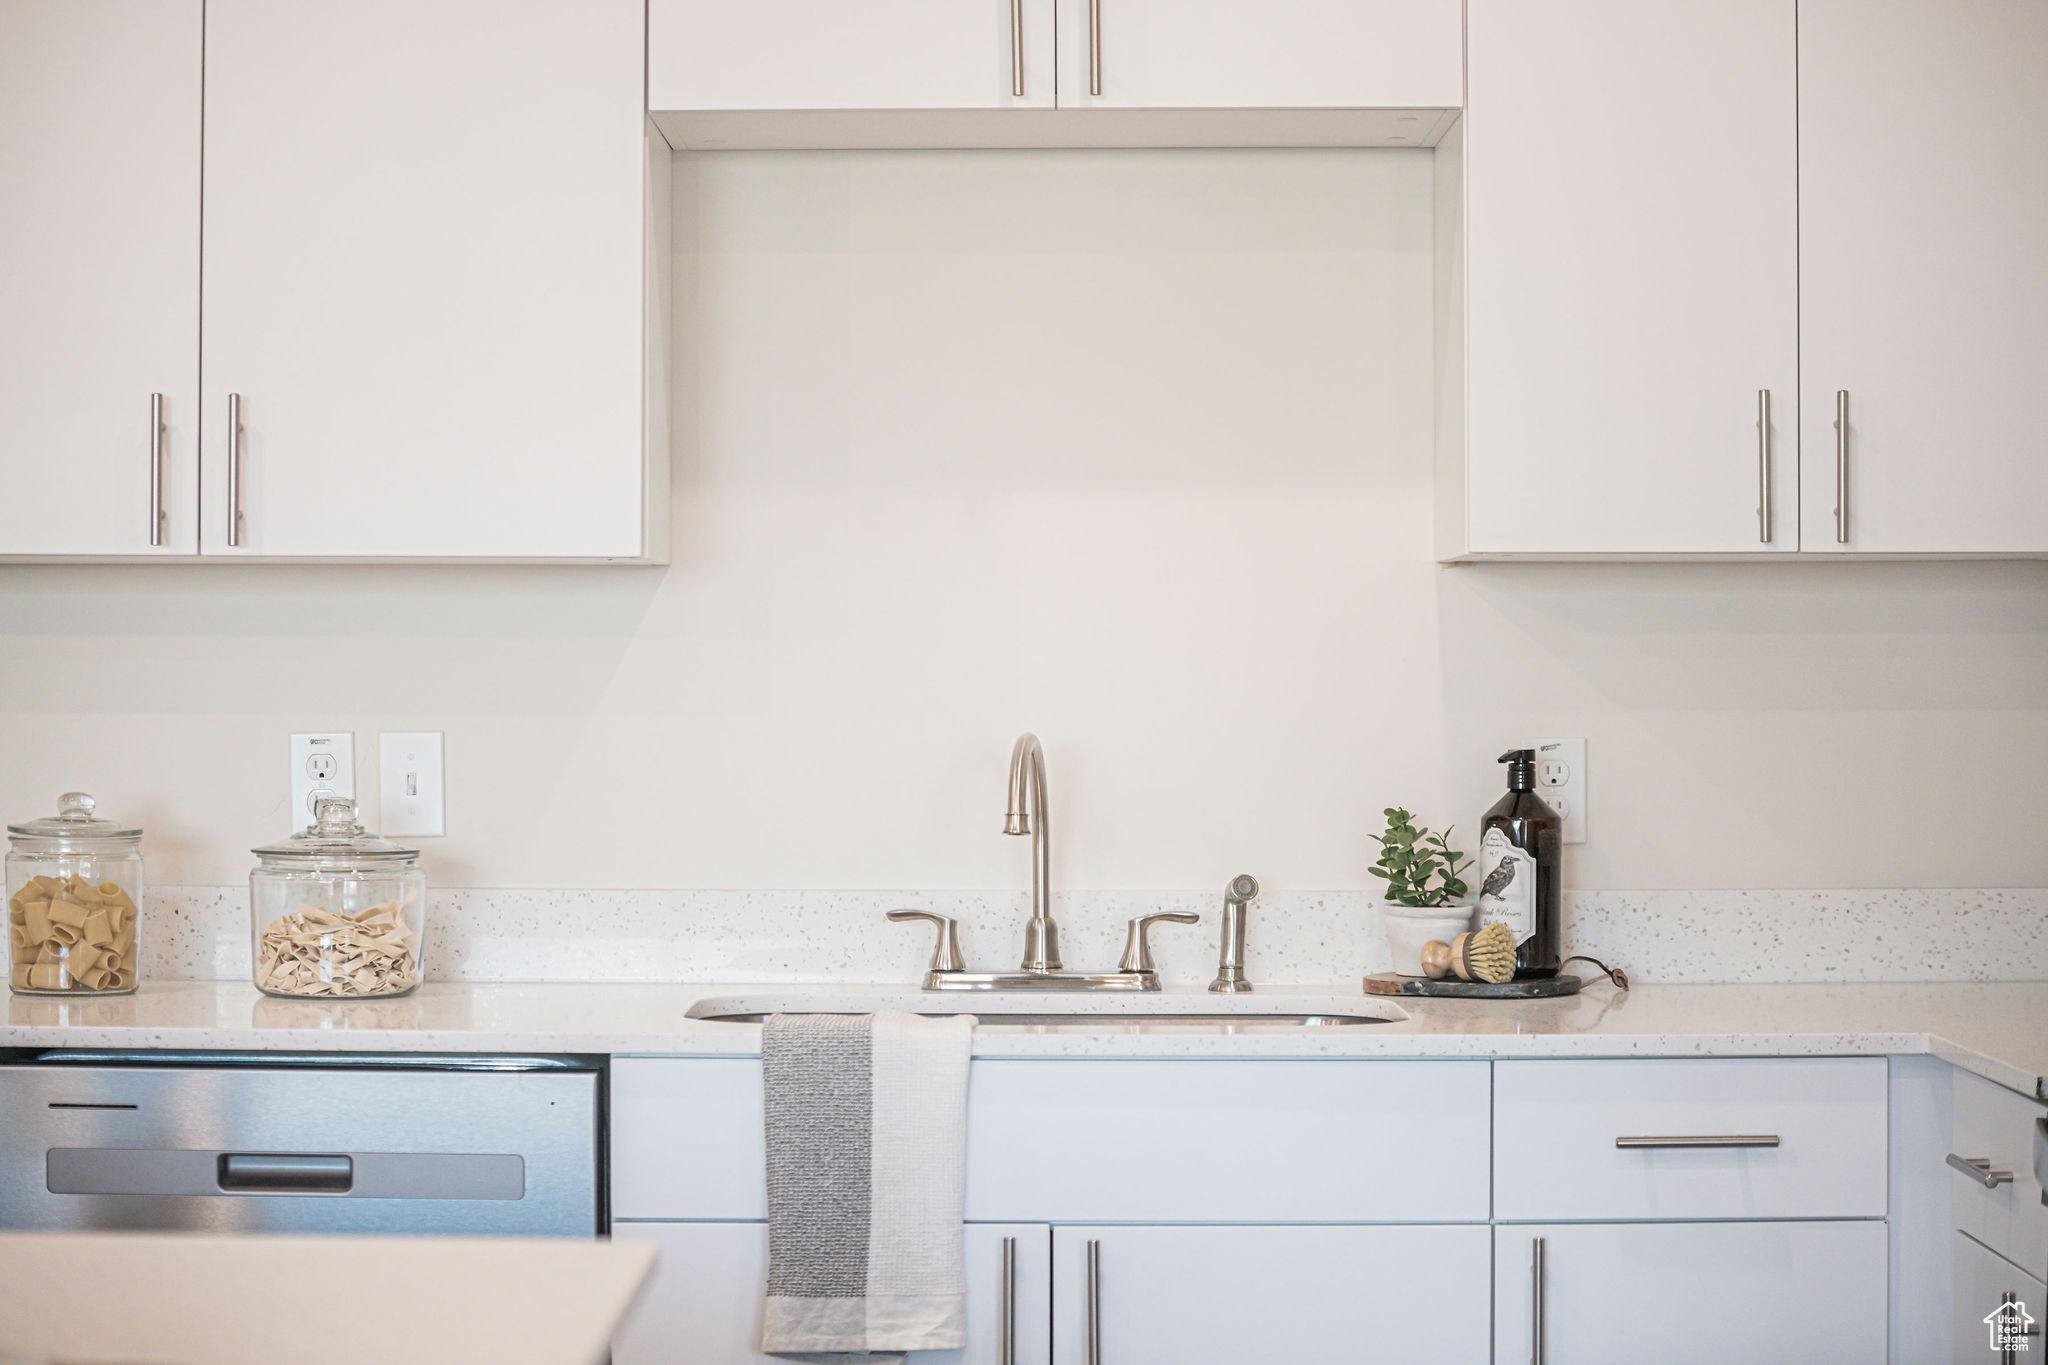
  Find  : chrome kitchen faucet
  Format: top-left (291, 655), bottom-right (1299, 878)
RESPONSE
top-left (886, 732), bottom-right (1200, 991)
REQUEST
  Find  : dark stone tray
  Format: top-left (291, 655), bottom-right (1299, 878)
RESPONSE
top-left (1363, 972), bottom-right (1583, 999)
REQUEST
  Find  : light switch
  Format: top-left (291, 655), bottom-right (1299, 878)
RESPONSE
top-left (1524, 737), bottom-right (1586, 845)
top-left (289, 733), bottom-right (355, 832)
top-left (378, 732), bottom-right (445, 837)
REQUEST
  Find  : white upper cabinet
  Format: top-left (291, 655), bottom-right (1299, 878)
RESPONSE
top-left (1798, 0), bottom-right (2048, 555)
top-left (200, 0), bottom-right (661, 560)
top-left (1054, 0), bottom-right (1461, 111)
top-left (1455, 0), bottom-right (1800, 556)
top-left (650, 0), bottom-right (1056, 111)
top-left (0, 0), bottom-right (200, 557)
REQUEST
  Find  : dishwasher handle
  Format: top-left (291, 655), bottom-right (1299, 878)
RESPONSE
top-left (217, 1152), bottom-right (354, 1194)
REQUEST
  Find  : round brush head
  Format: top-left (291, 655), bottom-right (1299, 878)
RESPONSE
top-left (1457, 922), bottom-right (1518, 985)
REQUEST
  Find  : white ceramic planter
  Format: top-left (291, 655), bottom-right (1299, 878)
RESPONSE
top-left (1382, 904), bottom-right (1476, 977)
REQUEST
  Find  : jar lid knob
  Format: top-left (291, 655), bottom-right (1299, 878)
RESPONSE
top-left (313, 796), bottom-right (357, 832)
top-left (57, 792), bottom-right (96, 819)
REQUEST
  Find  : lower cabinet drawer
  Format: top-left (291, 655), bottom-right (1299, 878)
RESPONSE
top-left (1495, 1221), bottom-right (1888, 1365)
top-left (1493, 1057), bottom-right (1888, 1220)
top-left (1953, 1069), bottom-right (2048, 1281)
top-left (1956, 1229), bottom-right (2046, 1364)
top-left (610, 1221), bottom-right (1050, 1365)
top-left (611, 1057), bottom-right (1491, 1222)
top-left (1053, 1224), bottom-right (1491, 1365)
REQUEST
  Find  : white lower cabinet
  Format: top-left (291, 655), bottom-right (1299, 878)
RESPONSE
top-left (610, 1220), bottom-right (1051, 1365)
top-left (1051, 1224), bottom-right (1491, 1364)
top-left (1494, 1220), bottom-right (1889, 1365)
top-left (1955, 1230), bottom-right (2046, 1364)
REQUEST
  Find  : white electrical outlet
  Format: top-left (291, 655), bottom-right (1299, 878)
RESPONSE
top-left (289, 732), bottom-right (355, 831)
top-left (1525, 737), bottom-right (1586, 844)
top-left (379, 732), bottom-right (445, 837)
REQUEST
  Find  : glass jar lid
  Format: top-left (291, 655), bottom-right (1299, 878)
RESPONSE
top-left (252, 797), bottom-right (418, 866)
top-left (8, 792), bottom-right (142, 844)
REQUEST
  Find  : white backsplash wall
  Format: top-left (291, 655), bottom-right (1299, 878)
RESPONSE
top-left (0, 149), bottom-right (2044, 907)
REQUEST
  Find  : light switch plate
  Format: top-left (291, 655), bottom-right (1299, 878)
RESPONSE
top-left (1524, 737), bottom-right (1586, 844)
top-left (289, 732), bottom-right (355, 832)
top-left (379, 732), bottom-right (445, 837)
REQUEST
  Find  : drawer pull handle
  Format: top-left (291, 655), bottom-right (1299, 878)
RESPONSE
top-left (998, 1235), bottom-right (1016, 1365)
top-left (1529, 1236), bottom-right (1545, 1365)
top-left (1085, 1238), bottom-right (1102, 1365)
top-left (216, 1152), bottom-right (353, 1193)
top-left (1948, 1152), bottom-right (2016, 1188)
top-left (1615, 1134), bottom-right (1780, 1150)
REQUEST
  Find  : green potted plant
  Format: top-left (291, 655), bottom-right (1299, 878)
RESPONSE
top-left (1368, 808), bottom-right (1475, 975)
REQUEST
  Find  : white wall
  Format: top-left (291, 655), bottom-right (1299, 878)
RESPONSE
top-left (0, 149), bottom-right (2042, 892)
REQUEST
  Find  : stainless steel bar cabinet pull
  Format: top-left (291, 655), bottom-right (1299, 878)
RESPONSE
top-left (1614, 1134), bottom-right (1780, 1149)
top-left (226, 392), bottom-right (247, 547)
top-left (1085, 1238), bottom-right (1102, 1365)
top-left (1088, 0), bottom-right (1102, 95)
top-left (1947, 1152), bottom-right (2015, 1188)
top-left (1755, 388), bottom-right (1772, 544)
top-left (1010, 0), bottom-right (1024, 97)
top-left (148, 392), bottom-right (168, 547)
top-left (1529, 1236), bottom-right (1545, 1365)
top-left (1833, 389), bottom-right (1850, 544)
top-left (997, 1235), bottom-right (1017, 1365)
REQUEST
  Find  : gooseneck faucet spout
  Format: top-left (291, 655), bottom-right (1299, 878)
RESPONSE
top-left (1005, 733), bottom-right (1061, 972)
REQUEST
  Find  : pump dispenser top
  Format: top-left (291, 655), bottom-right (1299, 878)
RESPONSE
top-left (1499, 749), bottom-right (1537, 792)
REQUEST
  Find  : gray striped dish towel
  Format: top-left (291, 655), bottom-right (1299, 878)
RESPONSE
top-left (759, 1010), bottom-right (976, 1362)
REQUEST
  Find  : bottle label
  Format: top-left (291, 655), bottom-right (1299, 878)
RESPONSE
top-left (1476, 827), bottom-right (1535, 941)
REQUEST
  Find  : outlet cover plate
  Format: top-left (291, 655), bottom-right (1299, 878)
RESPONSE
top-left (1525, 737), bottom-right (1586, 844)
top-left (379, 731), bottom-right (445, 837)
top-left (289, 732), bottom-right (355, 833)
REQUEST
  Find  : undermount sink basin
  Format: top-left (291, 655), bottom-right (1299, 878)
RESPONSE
top-left (690, 1005), bottom-right (1392, 1029)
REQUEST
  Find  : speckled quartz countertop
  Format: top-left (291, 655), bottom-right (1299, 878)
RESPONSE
top-left (4, 980), bottom-right (2043, 1099)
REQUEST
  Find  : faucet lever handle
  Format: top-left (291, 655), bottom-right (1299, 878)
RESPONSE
top-left (887, 910), bottom-right (965, 973)
top-left (1118, 911), bottom-right (1201, 974)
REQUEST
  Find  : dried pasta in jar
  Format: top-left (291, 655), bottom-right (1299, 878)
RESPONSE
top-left (255, 898), bottom-right (420, 998)
top-left (8, 875), bottom-right (138, 993)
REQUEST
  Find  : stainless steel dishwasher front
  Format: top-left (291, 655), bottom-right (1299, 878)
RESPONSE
top-left (0, 1053), bottom-right (601, 1236)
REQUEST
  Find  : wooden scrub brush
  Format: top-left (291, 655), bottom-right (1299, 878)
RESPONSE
top-left (1419, 921), bottom-right (1517, 984)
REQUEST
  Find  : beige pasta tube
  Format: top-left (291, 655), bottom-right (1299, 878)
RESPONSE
top-left (7, 878), bottom-right (137, 993)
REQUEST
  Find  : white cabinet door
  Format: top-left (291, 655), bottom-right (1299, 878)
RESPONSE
top-left (611, 1222), bottom-right (1049, 1365)
top-left (200, 0), bottom-right (655, 560)
top-left (0, 0), bottom-right (200, 556)
top-left (650, 0), bottom-right (1055, 111)
top-left (1798, 0), bottom-right (2048, 554)
top-left (1460, 0), bottom-right (1800, 555)
top-left (1956, 1231), bottom-right (2047, 1364)
top-left (1052, 1224), bottom-right (1491, 1364)
top-left (1495, 1222), bottom-right (1888, 1364)
top-left (1054, 0), bottom-right (1462, 110)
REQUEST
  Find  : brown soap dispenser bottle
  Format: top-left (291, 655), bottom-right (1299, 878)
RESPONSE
top-left (1476, 749), bottom-right (1562, 978)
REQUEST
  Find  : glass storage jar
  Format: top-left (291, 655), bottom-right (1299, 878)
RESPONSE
top-left (250, 798), bottom-right (426, 999)
top-left (6, 792), bottom-right (144, 996)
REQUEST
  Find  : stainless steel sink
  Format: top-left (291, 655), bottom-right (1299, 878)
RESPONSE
top-left (694, 1011), bottom-right (1389, 1028)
